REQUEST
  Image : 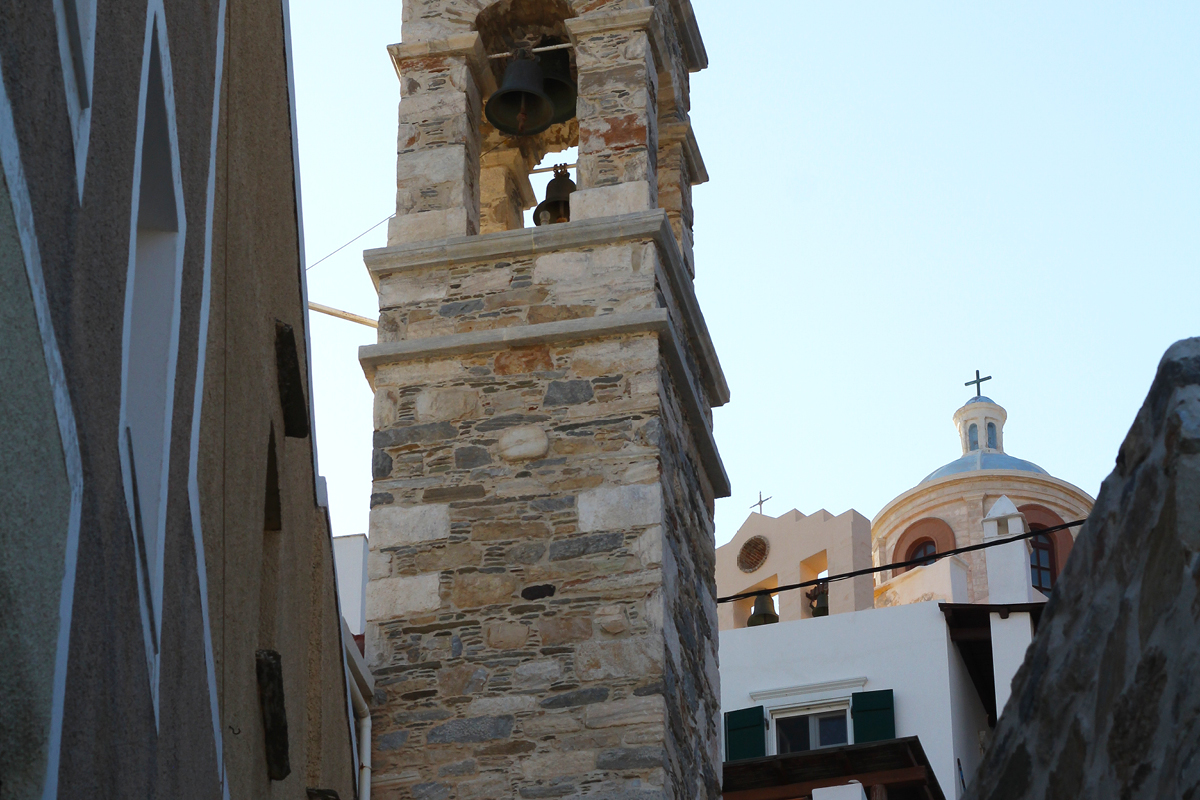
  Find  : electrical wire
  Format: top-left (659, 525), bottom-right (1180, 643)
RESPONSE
top-left (306, 214), bottom-right (394, 271)
top-left (717, 518), bottom-right (1087, 604)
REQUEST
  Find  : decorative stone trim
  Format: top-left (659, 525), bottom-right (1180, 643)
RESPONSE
top-left (363, 209), bottom-right (730, 405)
top-left (660, 120), bottom-right (709, 185)
top-left (358, 309), bottom-right (731, 498)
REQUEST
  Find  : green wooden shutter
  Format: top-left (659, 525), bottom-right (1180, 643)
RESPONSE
top-left (851, 689), bottom-right (895, 743)
top-left (724, 706), bottom-right (767, 762)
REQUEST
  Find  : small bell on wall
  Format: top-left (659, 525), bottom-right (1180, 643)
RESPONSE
top-left (806, 583), bottom-right (829, 618)
top-left (534, 165), bottom-right (576, 226)
top-left (539, 47), bottom-right (577, 125)
top-left (746, 592), bottom-right (779, 627)
top-left (486, 55), bottom-right (554, 137)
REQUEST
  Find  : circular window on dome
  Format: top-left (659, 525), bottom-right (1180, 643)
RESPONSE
top-left (737, 536), bottom-right (770, 573)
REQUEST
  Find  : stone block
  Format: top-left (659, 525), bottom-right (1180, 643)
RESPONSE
top-left (377, 730), bottom-right (410, 751)
top-left (576, 636), bottom-right (663, 681)
top-left (426, 716), bottom-right (514, 744)
top-left (485, 621), bottom-right (529, 649)
top-left (538, 616), bottom-right (593, 645)
top-left (367, 550), bottom-right (392, 580)
top-left (495, 347), bottom-right (553, 376)
top-left (497, 426), bottom-right (550, 461)
top-left (468, 696), bottom-right (536, 716)
top-left (570, 182), bottom-right (653, 221)
top-left (388, 208), bottom-right (472, 245)
top-left (521, 750), bottom-right (597, 780)
top-left (596, 746), bottom-right (664, 770)
top-left (366, 572), bottom-right (441, 621)
top-left (539, 687), bottom-right (610, 709)
top-left (411, 782), bottom-right (451, 800)
top-left (578, 485), bottom-right (663, 532)
top-left (513, 660), bottom-right (562, 689)
top-left (457, 775), bottom-right (510, 799)
top-left (473, 519), bottom-right (549, 542)
top-left (369, 503), bottom-right (451, 549)
top-left (584, 695), bottom-right (665, 729)
top-left (451, 573), bottom-right (518, 608)
top-left (416, 388), bottom-right (480, 422)
top-left (543, 380), bottom-right (594, 407)
top-left (549, 532), bottom-right (623, 561)
top-left (438, 664), bottom-right (489, 697)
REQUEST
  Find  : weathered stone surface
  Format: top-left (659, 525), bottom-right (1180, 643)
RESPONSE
top-left (366, 572), bottom-right (440, 620)
top-left (497, 425), bottom-right (550, 461)
top-left (495, 346), bottom-right (553, 375)
top-left (454, 445), bottom-right (492, 469)
top-left (484, 621), bottom-right (529, 649)
top-left (377, 730), bottom-right (409, 751)
top-left (513, 660), bottom-right (562, 689)
top-left (520, 583), bottom-right (557, 601)
top-left (473, 520), bottom-right (548, 542)
top-left (521, 750), bottom-right (597, 780)
top-left (411, 781), bottom-right (451, 800)
top-left (578, 484), bottom-right (663, 532)
top-left (597, 746), bottom-right (664, 770)
top-left (539, 687), bottom-right (610, 709)
top-left (548, 532), bottom-right (623, 561)
top-left (543, 379), bottom-right (594, 406)
top-left (374, 421), bottom-right (457, 448)
top-left (966, 339), bottom-right (1200, 800)
top-left (426, 716), bottom-right (514, 744)
top-left (416, 387), bottom-right (480, 421)
top-left (372, 448), bottom-right (394, 479)
top-left (451, 573), bottom-right (518, 608)
top-left (369, 503), bottom-right (450, 548)
top-left (538, 616), bottom-right (593, 645)
top-left (585, 695), bottom-right (665, 729)
top-left (437, 664), bottom-right (488, 697)
top-left (576, 635), bottom-right (663, 681)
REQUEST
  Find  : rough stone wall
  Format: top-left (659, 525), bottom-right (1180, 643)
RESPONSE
top-left (965, 338), bottom-right (1200, 800)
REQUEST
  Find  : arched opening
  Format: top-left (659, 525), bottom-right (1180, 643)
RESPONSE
top-left (907, 539), bottom-right (937, 567)
top-left (968, 424), bottom-right (979, 451)
top-left (1018, 504), bottom-right (1074, 592)
top-left (892, 518), bottom-right (956, 575)
top-left (986, 422), bottom-right (997, 450)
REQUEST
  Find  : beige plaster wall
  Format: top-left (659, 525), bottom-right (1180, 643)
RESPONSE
top-left (716, 508), bottom-right (874, 631)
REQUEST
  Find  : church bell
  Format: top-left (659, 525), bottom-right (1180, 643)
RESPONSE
top-left (485, 57), bottom-right (554, 137)
top-left (539, 47), bottom-right (577, 125)
top-left (534, 165), bottom-right (576, 226)
top-left (746, 592), bottom-right (779, 627)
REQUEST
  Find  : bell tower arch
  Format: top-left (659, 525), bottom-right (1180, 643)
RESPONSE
top-left (361, 1), bottom-right (725, 798)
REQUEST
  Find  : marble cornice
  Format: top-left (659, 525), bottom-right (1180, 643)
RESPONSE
top-left (362, 209), bottom-right (729, 406)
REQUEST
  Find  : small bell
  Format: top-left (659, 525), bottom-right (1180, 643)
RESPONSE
top-left (746, 592), bottom-right (779, 627)
top-left (539, 47), bottom-right (577, 125)
top-left (534, 165), bottom-right (576, 226)
top-left (806, 582), bottom-right (829, 618)
top-left (486, 56), bottom-right (554, 137)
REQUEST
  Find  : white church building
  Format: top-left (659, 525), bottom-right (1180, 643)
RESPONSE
top-left (716, 394), bottom-right (1094, 800)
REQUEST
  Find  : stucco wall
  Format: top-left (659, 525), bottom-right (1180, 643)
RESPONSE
top-left (720, 602), bottom-right (989, 797)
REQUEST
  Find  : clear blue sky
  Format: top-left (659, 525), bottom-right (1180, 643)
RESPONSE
top-left (289, 1), bottom-right (1199, 546)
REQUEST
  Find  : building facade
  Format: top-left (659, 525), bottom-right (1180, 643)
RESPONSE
top-left (0, 2), bottom-right (359, 797)
top-left (359, 1), bottom-right (728, 798)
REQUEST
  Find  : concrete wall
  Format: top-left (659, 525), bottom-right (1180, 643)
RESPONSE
top-left (720, 602), bottom-right (990, 798)
top-left (0, 0), bottom-right (356, 796)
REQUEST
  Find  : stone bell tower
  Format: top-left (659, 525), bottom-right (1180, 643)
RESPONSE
top-left (359, 1), bottom-right (728, 797)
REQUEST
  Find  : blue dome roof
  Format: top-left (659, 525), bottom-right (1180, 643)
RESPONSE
top-left (965, 395), bottom-right (995, 405)
top-left (921, 450), bottom-right (1048, 483)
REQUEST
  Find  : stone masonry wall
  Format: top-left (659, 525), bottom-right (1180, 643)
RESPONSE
top-left (964, 338), bottom-right (1200, 800)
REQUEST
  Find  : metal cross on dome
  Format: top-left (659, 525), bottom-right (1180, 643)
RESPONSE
top-left (750, 491), bottom-right (772, 515)
top-left (965, 369), bottom-right (993, 397)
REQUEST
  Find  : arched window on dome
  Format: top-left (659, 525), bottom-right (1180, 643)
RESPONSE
top-left (893, 518), bottom-right (955, 575)
top-left (906, 539), bottom-right (937, 567)
top-left (1030, 528), bottom-right (1057, 593)
top-left (968, 424), bottom-right (979, 451)
top-left (986, 422), bottom-right (997, 449)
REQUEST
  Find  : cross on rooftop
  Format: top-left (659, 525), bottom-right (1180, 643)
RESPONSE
top-left (965, 369), bottom-right (992, 397)
top-left (750, 491), bottom-right (772, 515)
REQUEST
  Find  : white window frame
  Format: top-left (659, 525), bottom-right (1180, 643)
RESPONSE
top-left (117, 2), bottom-right (186, 727)
top-left (750, 676), bottom-right (867, 757)
top-left (52, 0), bottom-right (97, 200)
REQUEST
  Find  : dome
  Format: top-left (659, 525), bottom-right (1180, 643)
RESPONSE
top-left (921, 450), bottom-right (1049, 484)
top-left (965, 395), bottom-right (994, 405)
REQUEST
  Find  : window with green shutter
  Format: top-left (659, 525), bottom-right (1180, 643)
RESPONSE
top-left (851, 689), bottom-right (895, 743)
top-left (724, 706), bottom-right (767, 762)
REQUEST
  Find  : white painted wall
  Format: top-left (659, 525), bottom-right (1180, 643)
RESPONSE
top-left (720, 601), bottom-right (989, 798)
top-left (333, 534), bottom-right (368, 635)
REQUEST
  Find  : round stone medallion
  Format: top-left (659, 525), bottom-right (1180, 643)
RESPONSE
top-left (736, 535), bottom-right (770, 573)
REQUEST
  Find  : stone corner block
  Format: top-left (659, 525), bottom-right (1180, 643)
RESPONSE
top-left (570, 182), bottom-right (652, 221)
top-left (370, 503), bottom-right (451, 549)
top-left (578, 484), bottom-right (663, 532)
top-left (366, 572), bottom-right (441, 621)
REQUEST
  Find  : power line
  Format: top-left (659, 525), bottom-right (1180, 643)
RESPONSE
top-left (306, 214), bottom-right (393, 272)
top-left (717, 518), bottom-right (1087, 604)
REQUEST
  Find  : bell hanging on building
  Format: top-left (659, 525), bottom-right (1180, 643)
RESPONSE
top-left (746, 592), bottom-right (779, 627)
top-left (539, 47), bottom-right (577, 125)
top-left (485, 56), bottom-right (555, 137)
top-left (534, 165), bottom-right (576, 226)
